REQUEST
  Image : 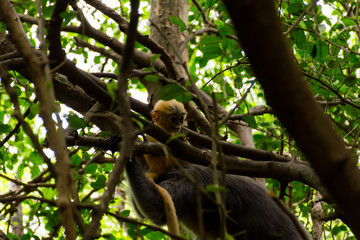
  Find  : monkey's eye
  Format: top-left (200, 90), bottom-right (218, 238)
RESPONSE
top-left (178, 116), bottom-right (185, 124)
top-left (169, 115), bottom-right (178, 124)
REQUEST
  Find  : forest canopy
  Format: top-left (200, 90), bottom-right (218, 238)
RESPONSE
top-left (0, 0), bottom-right (360, 239)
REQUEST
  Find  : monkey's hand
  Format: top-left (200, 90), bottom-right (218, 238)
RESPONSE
top-left (106, 134), bottom-right (123, 153)
top-left (146, 172), bottom-right (158, 182)
top-left (131, 141), bottom-right (169, 158)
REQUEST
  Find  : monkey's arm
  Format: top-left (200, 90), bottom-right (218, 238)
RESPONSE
top-left (126, 156), bottom-right (167, 225)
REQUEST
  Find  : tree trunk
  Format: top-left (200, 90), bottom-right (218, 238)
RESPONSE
top-left (150, 0), bottom-right (188, 79)
top-left (144, 0), bottom-right (188, 104)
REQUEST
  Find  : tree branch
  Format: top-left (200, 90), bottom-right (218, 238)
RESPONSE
top-left (223, 0), bottom-right (360, 237)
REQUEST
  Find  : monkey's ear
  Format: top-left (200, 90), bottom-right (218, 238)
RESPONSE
top-left (151, 110), bottom-right (160, 123)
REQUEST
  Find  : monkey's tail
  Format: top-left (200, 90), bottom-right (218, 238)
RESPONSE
top-left (154, 184), bottom-right (180, 239)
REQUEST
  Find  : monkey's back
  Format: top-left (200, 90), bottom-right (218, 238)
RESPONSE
top-left (156, 163), bottom-right (304, 240)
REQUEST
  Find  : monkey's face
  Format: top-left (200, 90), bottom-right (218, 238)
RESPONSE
top-left (168, 113), bottom-right (186, 134)
top-left (152, 111), bottom-right (186, 135)
top-left (151, 99), bottom-right (187, 135)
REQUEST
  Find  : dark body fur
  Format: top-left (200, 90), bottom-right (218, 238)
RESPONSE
top-left (126, 158), bottom-right (303, 240)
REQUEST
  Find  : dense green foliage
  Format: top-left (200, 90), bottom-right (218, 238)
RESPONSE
top-left (0, 0), bottom-right (359, 239)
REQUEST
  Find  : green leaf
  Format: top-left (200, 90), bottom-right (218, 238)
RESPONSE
top-left (243, 115), bottom-right (258, 128)
top-left (199, 36), bottom-right (223, 60)
top-left (288, 2), bottom-right (305, 16)
top-left (144, 231), bottom-right (166, 240)
top-left (330, 45), bottom-right (340, 56)
top-left (206, 184), bottom-right (228, 193)
top-left (71, 154), bottom-right (82, 166)
top-left (139, 227), bottom-right (152, 236)
top-left (347, 237), bottom-right (357, 240)
top-left (59, 11), bottom-right (77, 26)
top-left (43, 187), bottom-right (55, 199)
top-left (90, 175), bottom-right (107, 190)
top-left (84, 163), bottom-right (97, 174)
top-left (199, 36), bottom-right (221, 47)
top-left (102, 163), bottom-right (114, 173)
top-left (7, 233), bottom-right (18, 240)
top-left (219, 23), bottom-right (234, 36)
top-left (345, 75), bottom-right (357, 87)
top-left (202, 46), bottom-right (223, 60)
top-left (333, 224), bottom-right (348, 234)
top-left (341, 17), bottom-right (356, 27)
top-left (150, 54), bottom-right (161, 63)
top-left (168, 16), bottom-right (186, 32)
top-left (311, 41), bottom-right (329, 60)
top-left (90, 181), bottom-right (104, 190)
top-left (30, 152), bottom-right (42, 165)
top-left (106, 81), bottom-right (117, 99)
top-left (0, 124), bottom-right (11, 133)
top-left (20, 233), bottom-right (32, 240)
top-left (144, 74), bottom-right (160, 82)
top-left (31, 165), bottom-right (40, 178)
top-left (292, 29), bottom-right (306, 45)
top-left (120, 210), bottom-right (131, 217)
top-left (27, 103), bottom-right (39, 120)
top-left (67, 114), bottom-right (87, 129)
top-left (225, 83), bottom-right (235, 97)
top-left (17, 163), bottom-right (26, 179)
top-left (94, 55), bottom-right (102, 64)
top-left (13, 86), bottom-right (22, 96)
top-left (310, 45), bottom-right (317, 58)
top-left (101, 234), bottom-right (116, 240)
top-left (165, 133), bottom-right (186, 145)
top-left (222, 38), bottom-right (237, 51)
top-left (206, 0), bottom-right (216, 8)
top-left (159, 84), bottom-right (193, 103)
top-left (214, 20), bottom-right (224, 28)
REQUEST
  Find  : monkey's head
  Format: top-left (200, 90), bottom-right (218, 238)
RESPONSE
top-left (151, 99), bottom-right (186, 135)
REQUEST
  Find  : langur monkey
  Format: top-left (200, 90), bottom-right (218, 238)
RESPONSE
top-left (125, 99), bottom-right (309, 239)
top-left (143, 99), bottom-right (186, 238)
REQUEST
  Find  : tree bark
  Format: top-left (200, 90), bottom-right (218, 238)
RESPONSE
top-left (145, 0), bottom-right (189, 103)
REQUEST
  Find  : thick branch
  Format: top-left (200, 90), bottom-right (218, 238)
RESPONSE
top-left (223, 0), bottom-right (360, 237)
top-left (17, 13), bottom-right (169, 76)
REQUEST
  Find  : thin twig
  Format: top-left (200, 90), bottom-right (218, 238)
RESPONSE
top-left (284, 0), bottom-right (318, 36)
top-left (219, 82), bottom-right (255, 126)
top-left (202, 60), bottom-right (249, 88)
